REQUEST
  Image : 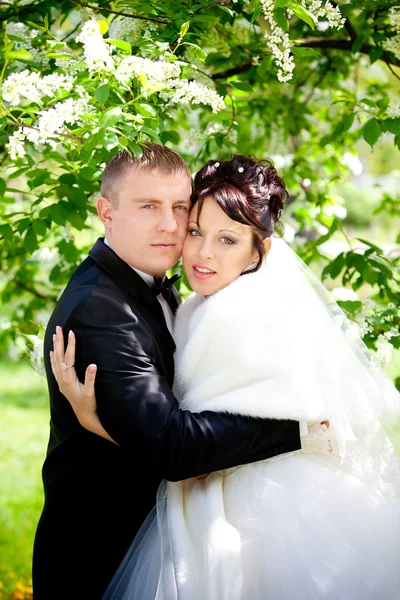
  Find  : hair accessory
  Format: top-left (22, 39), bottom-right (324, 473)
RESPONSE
top-left (214, 162), bottom-right (220, 168)
top-left (238, 166), bottom-right (244, 173)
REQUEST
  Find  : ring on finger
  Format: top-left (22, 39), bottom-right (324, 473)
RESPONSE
top-left (61, 362), bottom-right (74, 370)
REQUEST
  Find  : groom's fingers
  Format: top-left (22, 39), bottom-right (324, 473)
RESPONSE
top-left (84, 364), bottom-right (97, 397)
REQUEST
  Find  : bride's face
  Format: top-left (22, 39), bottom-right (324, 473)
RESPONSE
top-left (182, 195), bottom-right (259, 296)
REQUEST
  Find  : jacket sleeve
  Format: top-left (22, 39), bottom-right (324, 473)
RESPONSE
top-left (68, 295), bottom-right (301, 482)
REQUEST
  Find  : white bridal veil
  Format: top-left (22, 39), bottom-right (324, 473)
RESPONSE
top-left (265, 237), bottom-right (400, 495)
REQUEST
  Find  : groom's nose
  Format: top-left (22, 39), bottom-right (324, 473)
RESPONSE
top-left (156, 209), bottom-right (178, 233)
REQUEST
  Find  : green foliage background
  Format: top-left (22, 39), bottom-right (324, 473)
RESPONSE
top-left (0, 1), bottom-right (399, 594)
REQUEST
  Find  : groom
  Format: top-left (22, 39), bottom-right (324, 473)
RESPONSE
top-left (32, 144), bottom-right (301, 600)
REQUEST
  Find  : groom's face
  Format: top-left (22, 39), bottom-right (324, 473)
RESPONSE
top-left (98, 166), bottom-right (192, 277)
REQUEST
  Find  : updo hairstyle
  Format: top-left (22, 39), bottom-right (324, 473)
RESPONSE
top-left (192, 155), bottom-right (288, 273)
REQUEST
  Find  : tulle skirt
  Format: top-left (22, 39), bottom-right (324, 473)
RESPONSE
top-left (102, 452), bottom-right (400, 600)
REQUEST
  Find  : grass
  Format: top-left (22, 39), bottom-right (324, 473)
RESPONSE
top-left (0, 358), bottom-right (49, 599)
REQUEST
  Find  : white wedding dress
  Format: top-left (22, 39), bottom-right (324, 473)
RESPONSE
top-left (103, 238), bottom-right (400, 600)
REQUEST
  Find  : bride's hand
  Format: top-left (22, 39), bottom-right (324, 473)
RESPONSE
top-left (50, 326), bottom-right (98, 428)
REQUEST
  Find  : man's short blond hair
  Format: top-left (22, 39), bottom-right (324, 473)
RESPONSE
top-left (100, 143), bottom-right (192, 206)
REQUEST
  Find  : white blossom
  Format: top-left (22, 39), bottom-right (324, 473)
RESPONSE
top-left (2, 70), bottom-right (74, 106)
top-left (6, 129), bottom-right (27, 160)
top-left (75, 19), bottom-right (115, 73)
top-left (387, 102), bottom-right (400, 118)
top-left (258, 0), bottom-right (345, 82)
top-left (167, 79), bottom-right (225, 113)
top-left (331, 287), bottom-right (359, 301)
top-left (30, 337), bottom-right (45, 377)
top-left (108, 17), bottom-right (143, 41)
top-left (375, 334), bottom-right (394, 369)
top-left (32, 246), bottom-right (59, 261)
top-left (115, 55), bottom-right (181, 85)
top-left (341, 152), bottom-right (363, 176)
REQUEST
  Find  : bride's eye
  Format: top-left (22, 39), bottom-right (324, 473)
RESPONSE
top-left (188, 229), bottom-right (202, 237)
top-left (220, 236), bottom-right (235, 245)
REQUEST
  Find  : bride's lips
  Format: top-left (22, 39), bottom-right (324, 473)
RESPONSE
top-left (192, 264), bottom-right (216, 280)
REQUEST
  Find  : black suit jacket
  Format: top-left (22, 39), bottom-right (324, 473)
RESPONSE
top-left (32, 238), bottom-right (301, 600)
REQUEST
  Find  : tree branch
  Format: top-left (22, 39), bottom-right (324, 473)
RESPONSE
top-left (386, 62), bottom-right (400, 82)
top-left (298, 37), bottom-right (400, 68)
top-left (69, 0), bottom-right (168, 24)
top-left (330, 0), bottom-right (357, 41)
top-left (212, 37), bottom-right (399, 80)
top-left (14, 278), bottom-right (58, 301)
top-left (7, 123), bottom-right (83, 143)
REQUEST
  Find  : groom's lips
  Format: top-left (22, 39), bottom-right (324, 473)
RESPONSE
top-left (151, 243), bottom-right (176, 249)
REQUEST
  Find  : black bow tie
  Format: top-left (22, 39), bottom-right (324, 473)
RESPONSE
top-left (152, 274), bottom-right (181, 301)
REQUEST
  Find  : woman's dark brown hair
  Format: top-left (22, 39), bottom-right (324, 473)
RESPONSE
top-left (192, 155), bottom-right (288, 273)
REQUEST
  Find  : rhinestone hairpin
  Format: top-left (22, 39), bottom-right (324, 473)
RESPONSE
top-left (214, 162), bottom-right (220, 168)
top-left (238, 166), bottom-right (244, 173)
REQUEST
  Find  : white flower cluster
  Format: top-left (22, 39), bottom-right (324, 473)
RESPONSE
top-left (259, 0), bottom-right (345, 82)
top-left (6, 88), bottom-right (91, 159)
top-left (5, 22), bottom-right (49, 69)
top-left (75, 19), bottom-right (115, 73)
top-left (305, 1), bottom-right (346, 29)
top-left (383, 7), bottom-right (400, 58)
top-left (2, 69), bottom-right (74, 105)
top-left (376, 333), bottom-right (394, 369)
top-left (115, 55), bottom-right (181, 85)
top-left (108, 16), bottom-right (143, 41)
top-left (29, 336), bottom-right (45, 377)
top-left (260, 0), bottom-right (295, 82)
top-left (168, 79), bottom-right (225, 113)
top-left (387, 102), bottom-right (400, 118)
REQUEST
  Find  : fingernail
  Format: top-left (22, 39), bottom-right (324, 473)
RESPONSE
top-left (56, 326), bottom-right (60, 334)
top-left (89, 365), bottom-right (97, 373)
top-left (68, 330), bottom-right (73, 339)
top-left (53, 334), bottom-right (56, 342)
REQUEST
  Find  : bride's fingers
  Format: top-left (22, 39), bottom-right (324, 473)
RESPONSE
top-left (84, 364), bottom-right (97, 397)
top-left (53, 326), bottom-right (66, 372)
top-left (64, 330), bottom-right (76, 372)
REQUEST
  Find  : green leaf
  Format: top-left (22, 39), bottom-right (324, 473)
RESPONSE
top-left (32, 219), bottom-right (47, 236)
top-left (376, 96), bottom-right (390, 111)
top-left (351, 37), bottom-right (364, 53)
top-left (291, 47), bottom-right (321, 58)
top-left (274, 8), bottom-right (289, 31)
top-left (99, 107), bottom-right (123, 128)
top-left (50, 203), bottom-right (68, 226)
top-left (182, 43), bottom-right (207, 62)
top-left (95, 84), bottom-right (110, 104)
top-left (382, 118), bottom-right (400, 135)
top-left (10, 49), bottom-right (34, 60)
top-left (97, 20), bottom-right (108, 35)
top-left (79, 167), bottom-right (102, 181)
top-left (179, 21), bottom-right (190, 39)
top-left (0, 223), bottom-right (13, 241)
top-left (135, 103), bottom-right (157, 118)
top-left (161, 130), bottom-right (180, 144)
top-left (329, 252), bottom-right (345, 279)
top-left (59, 173), bottom-right (77, 185)
top-left (369, 47), bottom-right (383, 64)
top-left (363, 118), bottom-right (381, 147)
top-left (287, 2), bottom-right (315, 30)
top-left (0, 178), bottom-right (6, 196)
top-left (231, 80), bottom-right (252, 92)
top-left (68, 212), bottom-right (86, 230)
top-left (356, 238), bottom-right (383, 253)
top-left (336, 300), bottom-right (362, 314)
top-left (24, 228), bottom-right (38, 253)
top-left (67, 187), bottom-right (87, 207)
top-left (17, 217), bottom-right (30, 234)
top-left (360, 98), bottom-right (376, 108)
top-left (106, 39), bottom-right (132, 53)
top-left (26, 21), bottom-right (46, 33)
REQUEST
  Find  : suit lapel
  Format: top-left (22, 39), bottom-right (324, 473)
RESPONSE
top-left (89, 238), bottom-right (176, 357)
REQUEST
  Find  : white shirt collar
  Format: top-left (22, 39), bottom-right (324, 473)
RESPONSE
top-left (103, 238), bottom-right (155, 287)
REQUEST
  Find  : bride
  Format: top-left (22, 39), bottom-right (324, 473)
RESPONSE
top-left (51, 155), bottom-right (400, 599)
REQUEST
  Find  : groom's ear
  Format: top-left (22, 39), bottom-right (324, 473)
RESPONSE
top-left (97, 197), bottom-right (113, 230)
